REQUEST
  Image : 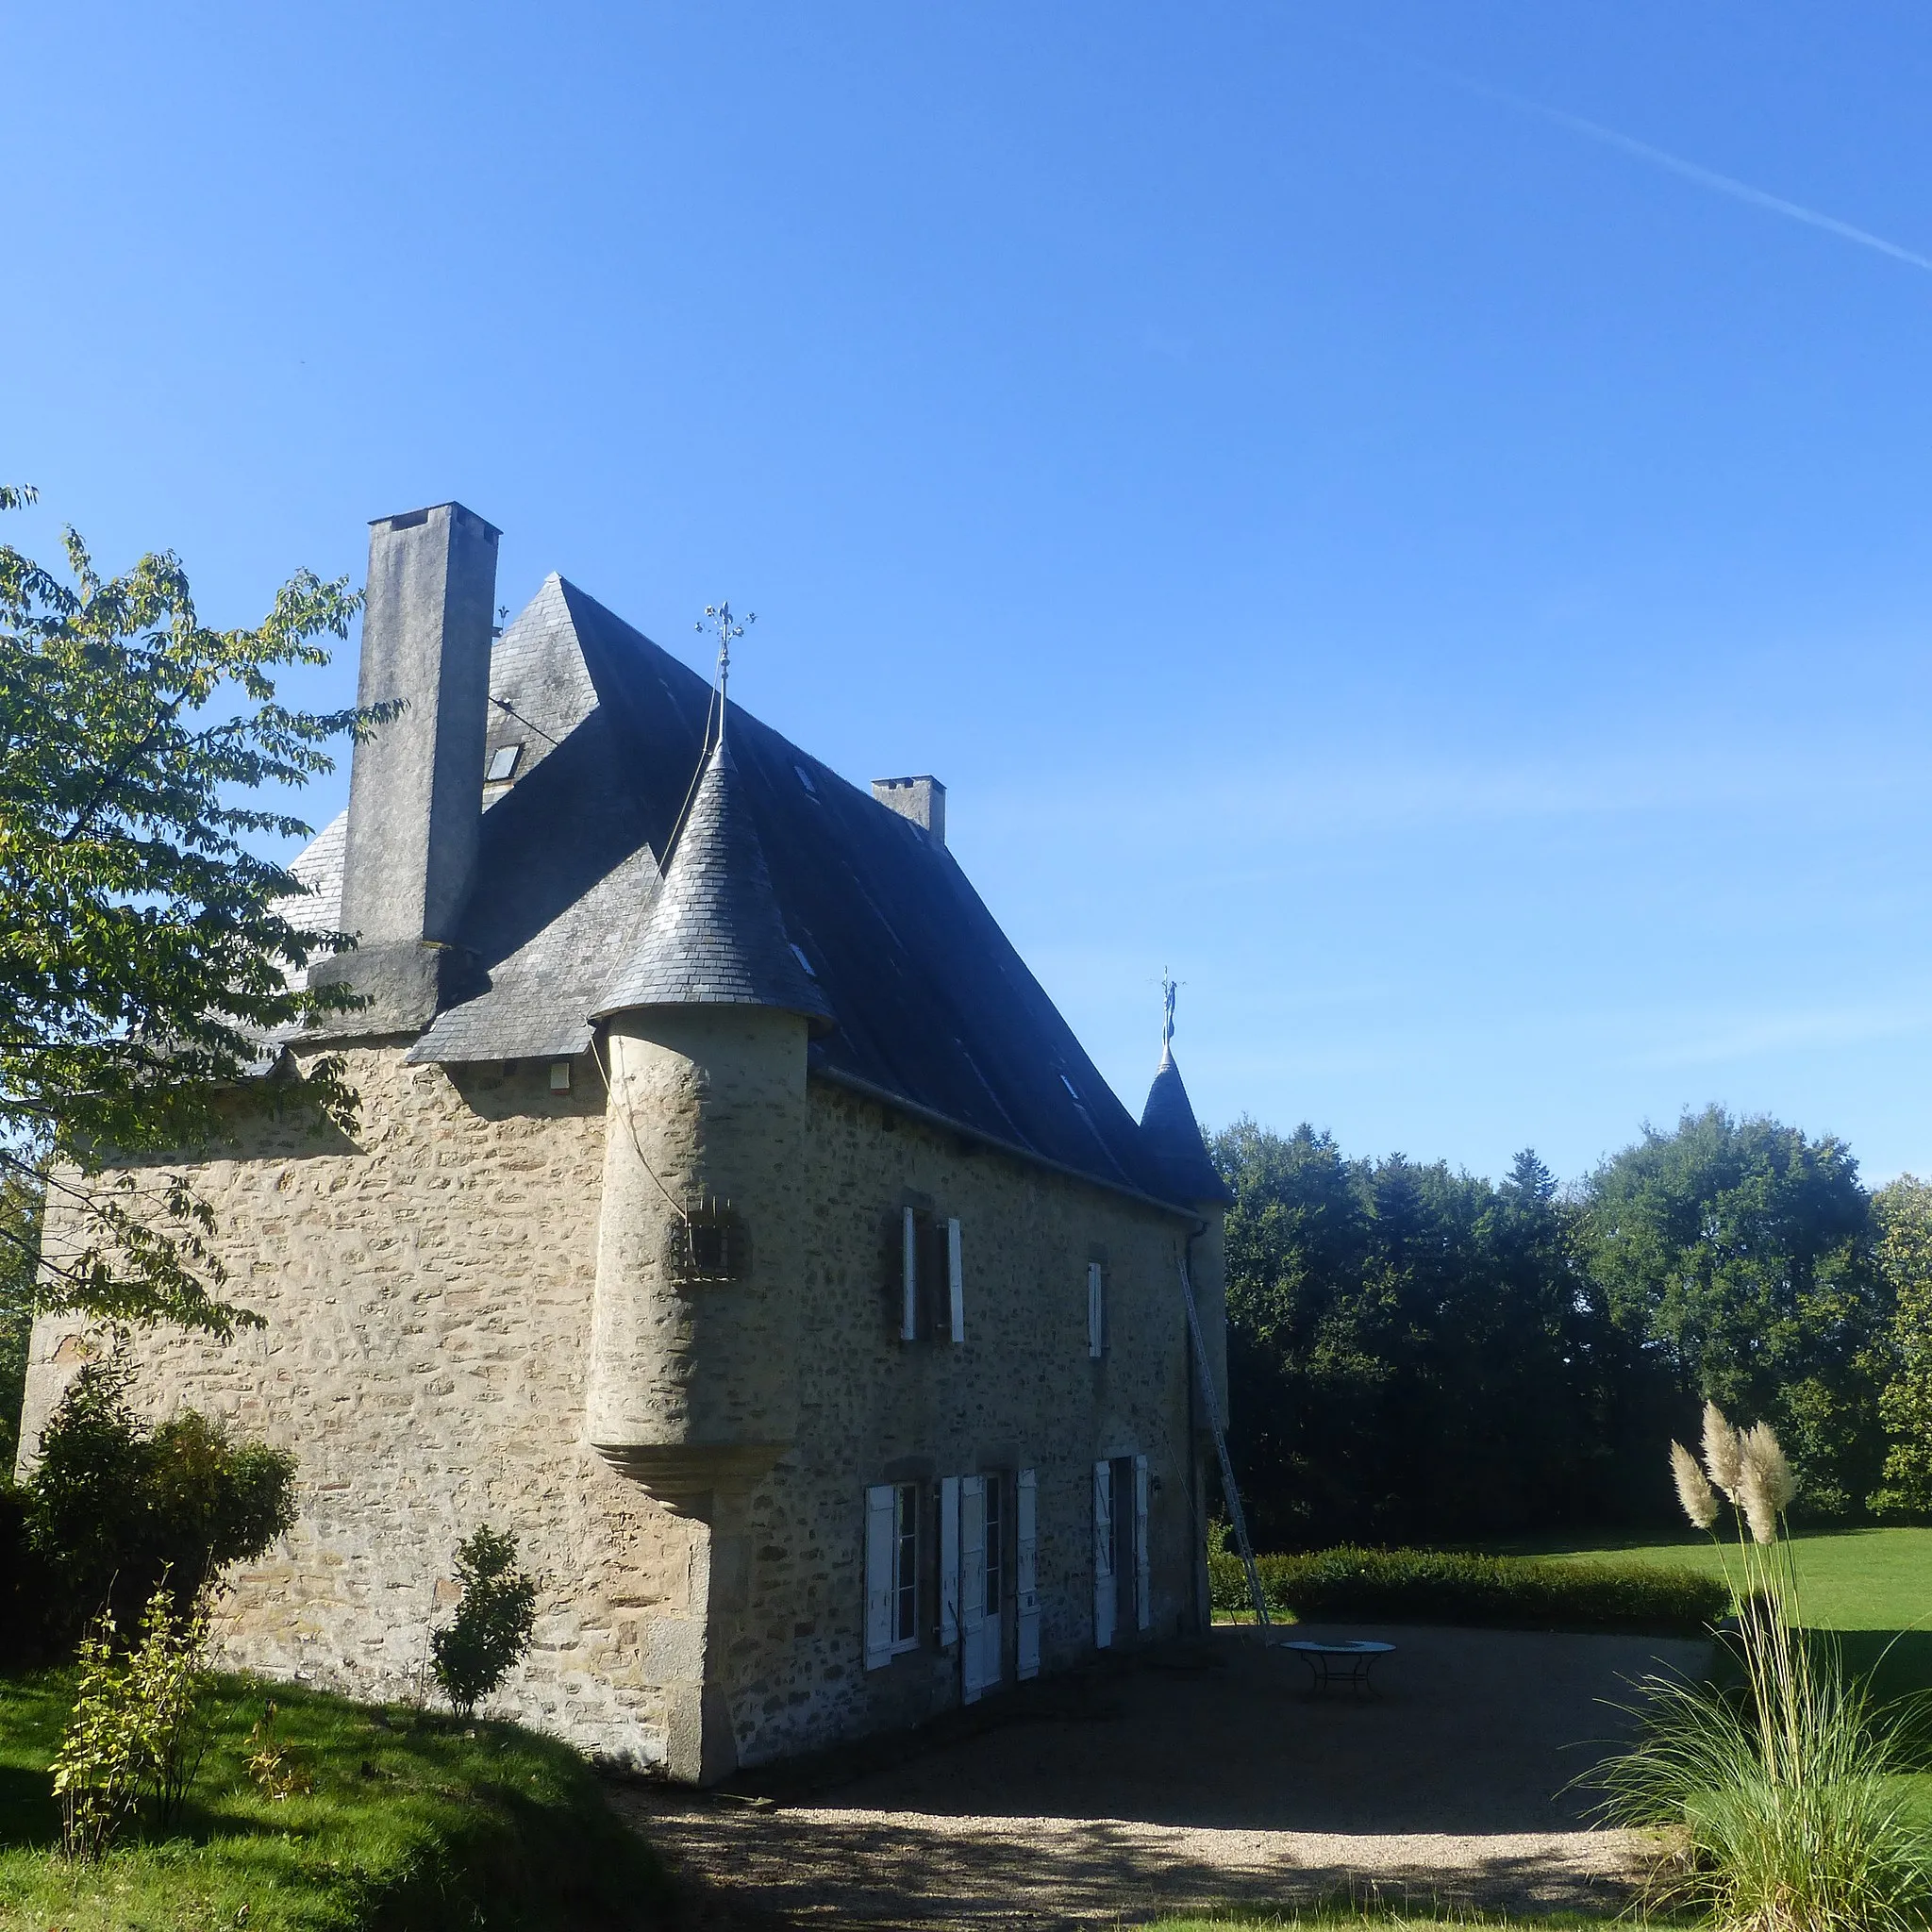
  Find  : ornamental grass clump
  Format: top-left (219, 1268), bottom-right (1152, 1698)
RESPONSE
top-left (1595, 1405), bottom-right (1932, 1932)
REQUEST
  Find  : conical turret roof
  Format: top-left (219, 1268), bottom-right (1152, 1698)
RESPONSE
top-left (1140, 1045), bottom-right (1230, 1206)
top-left (592, 733), bottom-right (834, 1031)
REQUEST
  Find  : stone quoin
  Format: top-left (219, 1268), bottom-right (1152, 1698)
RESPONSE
top-left (17, 503), bottom-right (1231, 1782)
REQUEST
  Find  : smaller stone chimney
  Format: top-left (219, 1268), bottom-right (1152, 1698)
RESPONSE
top-left (871, 774), bottom-right (945, 845)
top-left (310, 502), bottom-right (500, 1033)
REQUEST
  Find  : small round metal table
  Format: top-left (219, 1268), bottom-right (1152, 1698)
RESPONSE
top-left (1283, 1639), bottom-right (1395, 1695)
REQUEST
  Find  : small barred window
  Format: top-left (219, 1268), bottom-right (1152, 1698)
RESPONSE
top-left (670, 1207), bottom-right (748, 1284)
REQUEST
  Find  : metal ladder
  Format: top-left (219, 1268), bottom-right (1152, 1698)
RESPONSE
top-left (1179, 1259), bottom-right (1273, 1633)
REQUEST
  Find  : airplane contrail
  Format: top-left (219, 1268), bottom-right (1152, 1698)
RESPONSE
top-left (1443, 67), bottom-right (1932, 275)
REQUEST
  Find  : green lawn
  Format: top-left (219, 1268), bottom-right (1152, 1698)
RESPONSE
top-left (1494, 1525), bottom-right (1932, 1707)
top-left (1494, 1525), bottom-right (1932, 1633)
top-left (0, 1670), bottom-right (667, 1931)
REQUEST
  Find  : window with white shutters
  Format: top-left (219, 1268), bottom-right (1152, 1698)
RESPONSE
top-left (1087, 1261), bottom-right (1106, 1358)
top-left (900, 1208), bottom-right (918, 1341)
top-left (1015, 1468), bottom-right (1040, 1679)
top-left (947, 1218), bottom-right (964, 1343)
top-left (865, 1481), bottom-right (922, 1668)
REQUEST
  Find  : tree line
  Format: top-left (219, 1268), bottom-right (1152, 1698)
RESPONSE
top-left (1213, 1105), bottom-right (1932, 1550)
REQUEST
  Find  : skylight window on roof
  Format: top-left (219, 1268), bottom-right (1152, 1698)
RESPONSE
top-left (794, 764), bottom-right (818, 794)
top-left (486, 743), bottom-right (522, 783)
top-left (790, 942), bottom-right (817, 978)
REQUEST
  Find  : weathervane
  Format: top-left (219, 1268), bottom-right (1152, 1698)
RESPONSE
top-left (694, 602), bottom-right (755, 742)
top-left (1161, 970), bottom-right (1178, 1056)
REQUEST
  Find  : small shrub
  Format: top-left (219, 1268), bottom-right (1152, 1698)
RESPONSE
top-left (25, 1353), bottom-right (295, 1644)
top-left (431, 1525), bottom-right (538, 1721)
top-left (1209, 1542), bottom-right (1727, 1634)
top-left (51, 1613), bottom-right (147, 1859)
top-left (50, 1579), bottom-right (213, 1857)
top-left (244, 1698), bottom-right (313, 1800)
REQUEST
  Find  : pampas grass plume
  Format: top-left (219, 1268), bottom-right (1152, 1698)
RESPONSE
top-left (1702, 1400), bottom-right (1743, 1502)
top-left (1671, 1440), bottom-right (1720, 1529)
top-left (1739, 1420), bottom-right (1796, 1544)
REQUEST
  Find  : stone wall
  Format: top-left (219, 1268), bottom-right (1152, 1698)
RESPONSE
top-left (698, 1076), bottom-right (1218, 1771)
top-left (19, 1046), bottom-right (697, 1768)
top-left (17, 1041), bottom-right (1222, 1775)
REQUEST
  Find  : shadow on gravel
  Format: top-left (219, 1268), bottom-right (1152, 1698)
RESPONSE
top-left (611, 1624), bottom-right (1700, 1927)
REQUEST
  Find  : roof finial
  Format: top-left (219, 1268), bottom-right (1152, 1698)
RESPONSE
top-left (694, 602), bottom-right (755, 745)
top-left (1161, 969), bottom-right (1177, 1057)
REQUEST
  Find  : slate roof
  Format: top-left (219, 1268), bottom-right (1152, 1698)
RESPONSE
top-left (593, 735), bottom-right (835, 1030)
top-left (291, 572), bottom-right (1203, 1212)
top-left (1140, 1048), bottom-right (1233, 1207)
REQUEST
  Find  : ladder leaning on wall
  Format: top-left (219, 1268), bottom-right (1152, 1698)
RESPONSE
top-left (1178, 1258), bottom-right (1274, 1634)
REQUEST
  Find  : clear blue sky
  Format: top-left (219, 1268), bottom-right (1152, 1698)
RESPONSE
top-left (8, 3), bottom-right (1932, 1189)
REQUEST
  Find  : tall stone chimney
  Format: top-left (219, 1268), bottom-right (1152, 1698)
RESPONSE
top-left (871, 774), bottom-right (945, 845)
top-left (310, 502), bottom-right (500, 1033)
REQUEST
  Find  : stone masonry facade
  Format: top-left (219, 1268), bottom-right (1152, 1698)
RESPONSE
top-left (19, 1042), bottom-right (1224, 1775)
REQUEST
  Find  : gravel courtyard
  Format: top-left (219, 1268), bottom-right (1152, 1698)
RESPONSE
top-left (614, 1623), bottom-right (1708, 1928)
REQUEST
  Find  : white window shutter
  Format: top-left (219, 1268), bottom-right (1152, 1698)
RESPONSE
top-left (959, 1475), bottom-right (988, 1701)
top-left (865, 1485), bottom-right (896, 1669)
top-left (900, 1208), bottom-right (918, 1341)
top-left (1134, 1454), bottom-right (1152, 1631)
top-left (939, 1476), bottom-right (961, 1648)
top-left (1087, 1262), bottom-right (1104, 1358)
top-left (1092, 1458), bottom-right (1115, 1650)
top-left (1015, 1468), bottom-right (1040, 1679)
top-left (947, 1218), bottom-right (965, 1343)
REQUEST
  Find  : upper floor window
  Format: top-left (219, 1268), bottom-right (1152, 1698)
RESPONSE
top-left (898, 1208), bottom-right (964, 1343)
top-left (1087, 1260), bottom-right (1107, 1358)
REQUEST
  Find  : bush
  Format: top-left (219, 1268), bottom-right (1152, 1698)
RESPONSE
top-left (431, 1526), bottom-right (538, 1721)
top-left (1209, 1541), bottom-right (1728, 1635)
top-left (24, 1355), bottom-right (295, 1646)
top-left (50, 1580), bottom-right (213, 1858)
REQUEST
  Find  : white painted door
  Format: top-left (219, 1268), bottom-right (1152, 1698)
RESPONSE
top-left (1016, 1468), bottom-right (1040, 1679)
top-left (1092, 1458), bottom-right (1116, 1649)
top-left (959, 1475), bottom-right (988, 1702)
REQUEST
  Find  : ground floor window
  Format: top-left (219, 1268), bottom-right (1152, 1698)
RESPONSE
top-left (864, 1482), bottom-right (923, 1669)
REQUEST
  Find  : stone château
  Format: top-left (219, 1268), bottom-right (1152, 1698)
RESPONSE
top-left (18, 503), bottom-right (1230, 1781)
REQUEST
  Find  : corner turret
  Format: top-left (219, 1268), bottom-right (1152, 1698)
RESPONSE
top-left (1140, 1043), bottom-right (1230, 1211)
top-left (585, 727), bottom-right (828, 1780)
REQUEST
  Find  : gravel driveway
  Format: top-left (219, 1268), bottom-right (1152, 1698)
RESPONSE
top-left (613, 1624), bottom-right (1706, 1928)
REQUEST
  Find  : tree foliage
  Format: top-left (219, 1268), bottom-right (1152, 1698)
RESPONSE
top-left (1869, 1174), bottom-right (1932, 1519)
top-left (1218, 1105), bottom-right (1906, 1546)
top-left (0, 485), bottom-right (375, 1337)
top-left (1216, 1123), bottom-right (1631, 1548)
top-left (1576, 1107), bottom-right (1890, 1518)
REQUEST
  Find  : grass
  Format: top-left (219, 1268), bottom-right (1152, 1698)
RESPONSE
top-left (0, 1669), bottom-right (668, 1931)
top-left (1493, 1526), bottom-right (1932, 1707)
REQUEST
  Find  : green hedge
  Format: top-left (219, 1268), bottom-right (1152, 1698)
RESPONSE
top-left (1209, 1543), bottom-right (1728, 1636)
